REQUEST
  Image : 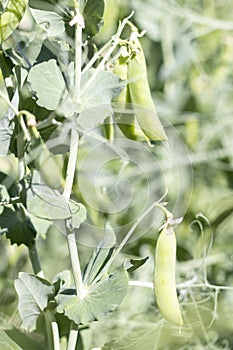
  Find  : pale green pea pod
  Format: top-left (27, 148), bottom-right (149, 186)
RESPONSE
top-left (154, 225), bottom-right (183, 326)
top-left (112, 46), bottom-right (148, 141)
top-left (128, 33), bottom-right (168, 141)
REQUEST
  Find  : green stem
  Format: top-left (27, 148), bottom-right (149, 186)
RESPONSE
top-left (64, 7), bottom-right (84, 350)
top-left (63, 129), bottom-right (83, 294)
top-left (81, 40), bottom-right (112, 74)
top-left (52, 321), bottom-right (61, 350)
top-left (67, 323), bottom-right (79, 350)
top-left (44, 310), bottom-right (58, 350)
top-left (28, 242), bottom-right (44, 278)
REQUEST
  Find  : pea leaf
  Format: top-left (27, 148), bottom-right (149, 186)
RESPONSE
top-left (0, 71), bottom-right (10, 119)
top-left (0, 330), bottom-right (22, 350)
top-left (126, 256), bottom-right (149, 273)
top-left (29, 0), bottom-right (76, 12)
top-left (83, 223), bottom-right (116, 285)
top-left (56, 267), bottom-right (128, 324)
top-left (0, 0), bottom-right (28, 42)
top-left (30, 9), bottom-right (65, 37)
top-left (4, 329), bottom-right (44, 350)
top-left (0, 112), bottom-right (15, 156)
top-left (68, 199), bottom-right (87, 229)
top-left (0, 52), bottom-right (15, 104)
top-left (26, 181), bottom-right (70, 220)
top-left (14, 273), bottom-right (54, 332)
top-left (55, 200), bottom-right (87, 233)
top-left (82, 0), bottom-right (105, 37)
top-left (27, 59), bottom-right (66, 110)
top-left (78, 69), bottom-right (122, 129)
top-left (0, 204), bottom-right (36, 246)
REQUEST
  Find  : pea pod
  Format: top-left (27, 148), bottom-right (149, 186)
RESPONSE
top-left (26, 114), bottom-right (63, 189)
top-left (128, 32), bottom-right (167, 141)
top-left (103, 116), bottom-right (114, 141)
top-left (154, 225), bottom-right (183, 326)
top-left (113, 46), bottom-right (148, 141)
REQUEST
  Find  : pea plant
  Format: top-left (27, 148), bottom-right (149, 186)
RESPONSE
top-left (2, 0), bottom-right (230, 349)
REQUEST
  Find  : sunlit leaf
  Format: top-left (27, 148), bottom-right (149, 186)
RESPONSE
top-left (30, 9), bottom-right (65, 37)
top-left (0, 330), bottom-right (22, 350)
top-left (56, 267), bottom-right (128, 324)
top-left (83, 223), bottom-right (116, 285)
top-left (14, 273), bottom-right (54, 332)
top-left (27, 59), bottom-right (66, 110)
top-left (0, 0), bottom-right (28, 42)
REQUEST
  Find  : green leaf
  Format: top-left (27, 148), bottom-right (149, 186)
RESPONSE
top-left (5, 328), bottom-right (44, 350)
top-left (0, 52), bottom-right (15, 106)
top-left (78, 70), bottom-right (121, 129)
top-left (29, 0), bottom-right (76, 12)
top-left (0, 204), bottom-right (36, 246)
top-left (2, 26), bottom-right (46, 69)
top-left (56, 267), bottom-right (128, 324)
top-left (30, 9), bottom-right (65, 37)
top-left (14, 272), bottom-right (54, 332)
top-left (29, 214), bottom-right (52, 239)
top-left (27, 59), bottom-right (66, 110)
top-left (83, 223), bottom-right (116, 285)
top-left (52, 270), bottom-right (72, 295)
top-left (0, 0), bottom-right (28, 42)
top-left (68, 199), bottom-right (87, 229)
top-left (26, 175), bottom-right (70, 220)
top-left (0, 330), bottom-right (22, 350)
top-left (126, 256), bottom-right (149, 273)
top-left (0, 71), bottom-right (9, 119)
top-left (82, 0), bottom-right (105, 37)
top-left (0, 112), bottom-right (15, 156)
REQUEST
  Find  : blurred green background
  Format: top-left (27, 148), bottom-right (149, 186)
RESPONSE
top-left (0, 0), bottom-right (233, 349)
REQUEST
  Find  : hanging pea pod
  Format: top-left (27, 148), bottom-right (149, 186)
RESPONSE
top-left (154, 224), bottom-right (183, 326)
top-left (127, 30), bottom-right (168, 141)
top-left (24, 112), bottom-right (63, 190)
top-left (103, 116), bottom-right (114, 141)
top-left (112, 45), bottom-right (148, 141)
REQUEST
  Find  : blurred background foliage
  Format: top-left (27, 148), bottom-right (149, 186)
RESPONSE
top-left (0, 0), bottom-right (233, 349)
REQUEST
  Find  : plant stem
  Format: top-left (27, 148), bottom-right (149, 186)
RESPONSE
top-left (67, 323), bottom-right (79, 350)
top-left (63, 129), bottom-right (83, 294)
top-left (63, 129), bottom-right (83, 293)
top-left (52, 321), bottom-right (61, 350)
top-left (44, 310), bottom-right (61, 350)
top-left (63, 6), bottom-right (85, 350)
top-left (81, 40), bottom-right (112, 74)
top-left (63, 129), bottom-right (79, 200)
top-left (28, 243), bottom-right (44, 278)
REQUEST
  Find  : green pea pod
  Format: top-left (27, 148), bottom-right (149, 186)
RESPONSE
top-left (154, 225), bottom-right (183, 326)
top-left (103, 116), bottom-right (114, 141)
top-left (128, 33), bottom-right (168, 141)
top-left (27, 119), bottom-right (63, 190)
top-left (113, 46), bottom-right (148, 141)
